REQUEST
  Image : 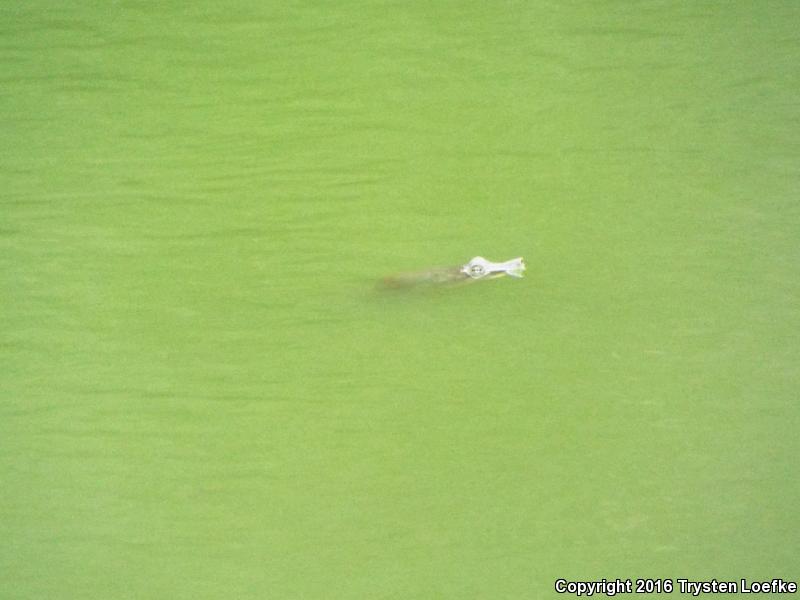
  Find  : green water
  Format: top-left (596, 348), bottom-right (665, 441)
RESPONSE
top-left (2, 3), bottom-right (798, 598)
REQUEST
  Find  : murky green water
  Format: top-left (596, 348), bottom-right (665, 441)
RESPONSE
top-left (2, 3), bottom-right (798, 598)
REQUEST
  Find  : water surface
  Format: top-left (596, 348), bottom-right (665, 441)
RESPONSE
top-left (2, 2), bottom-right (798, 598)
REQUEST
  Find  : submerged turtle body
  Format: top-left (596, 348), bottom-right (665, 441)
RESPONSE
top-left (380, 266), bottom-right (469, 289)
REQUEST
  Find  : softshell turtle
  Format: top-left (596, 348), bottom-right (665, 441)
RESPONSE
top-left (381, 256), bottom-right (525, 289)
